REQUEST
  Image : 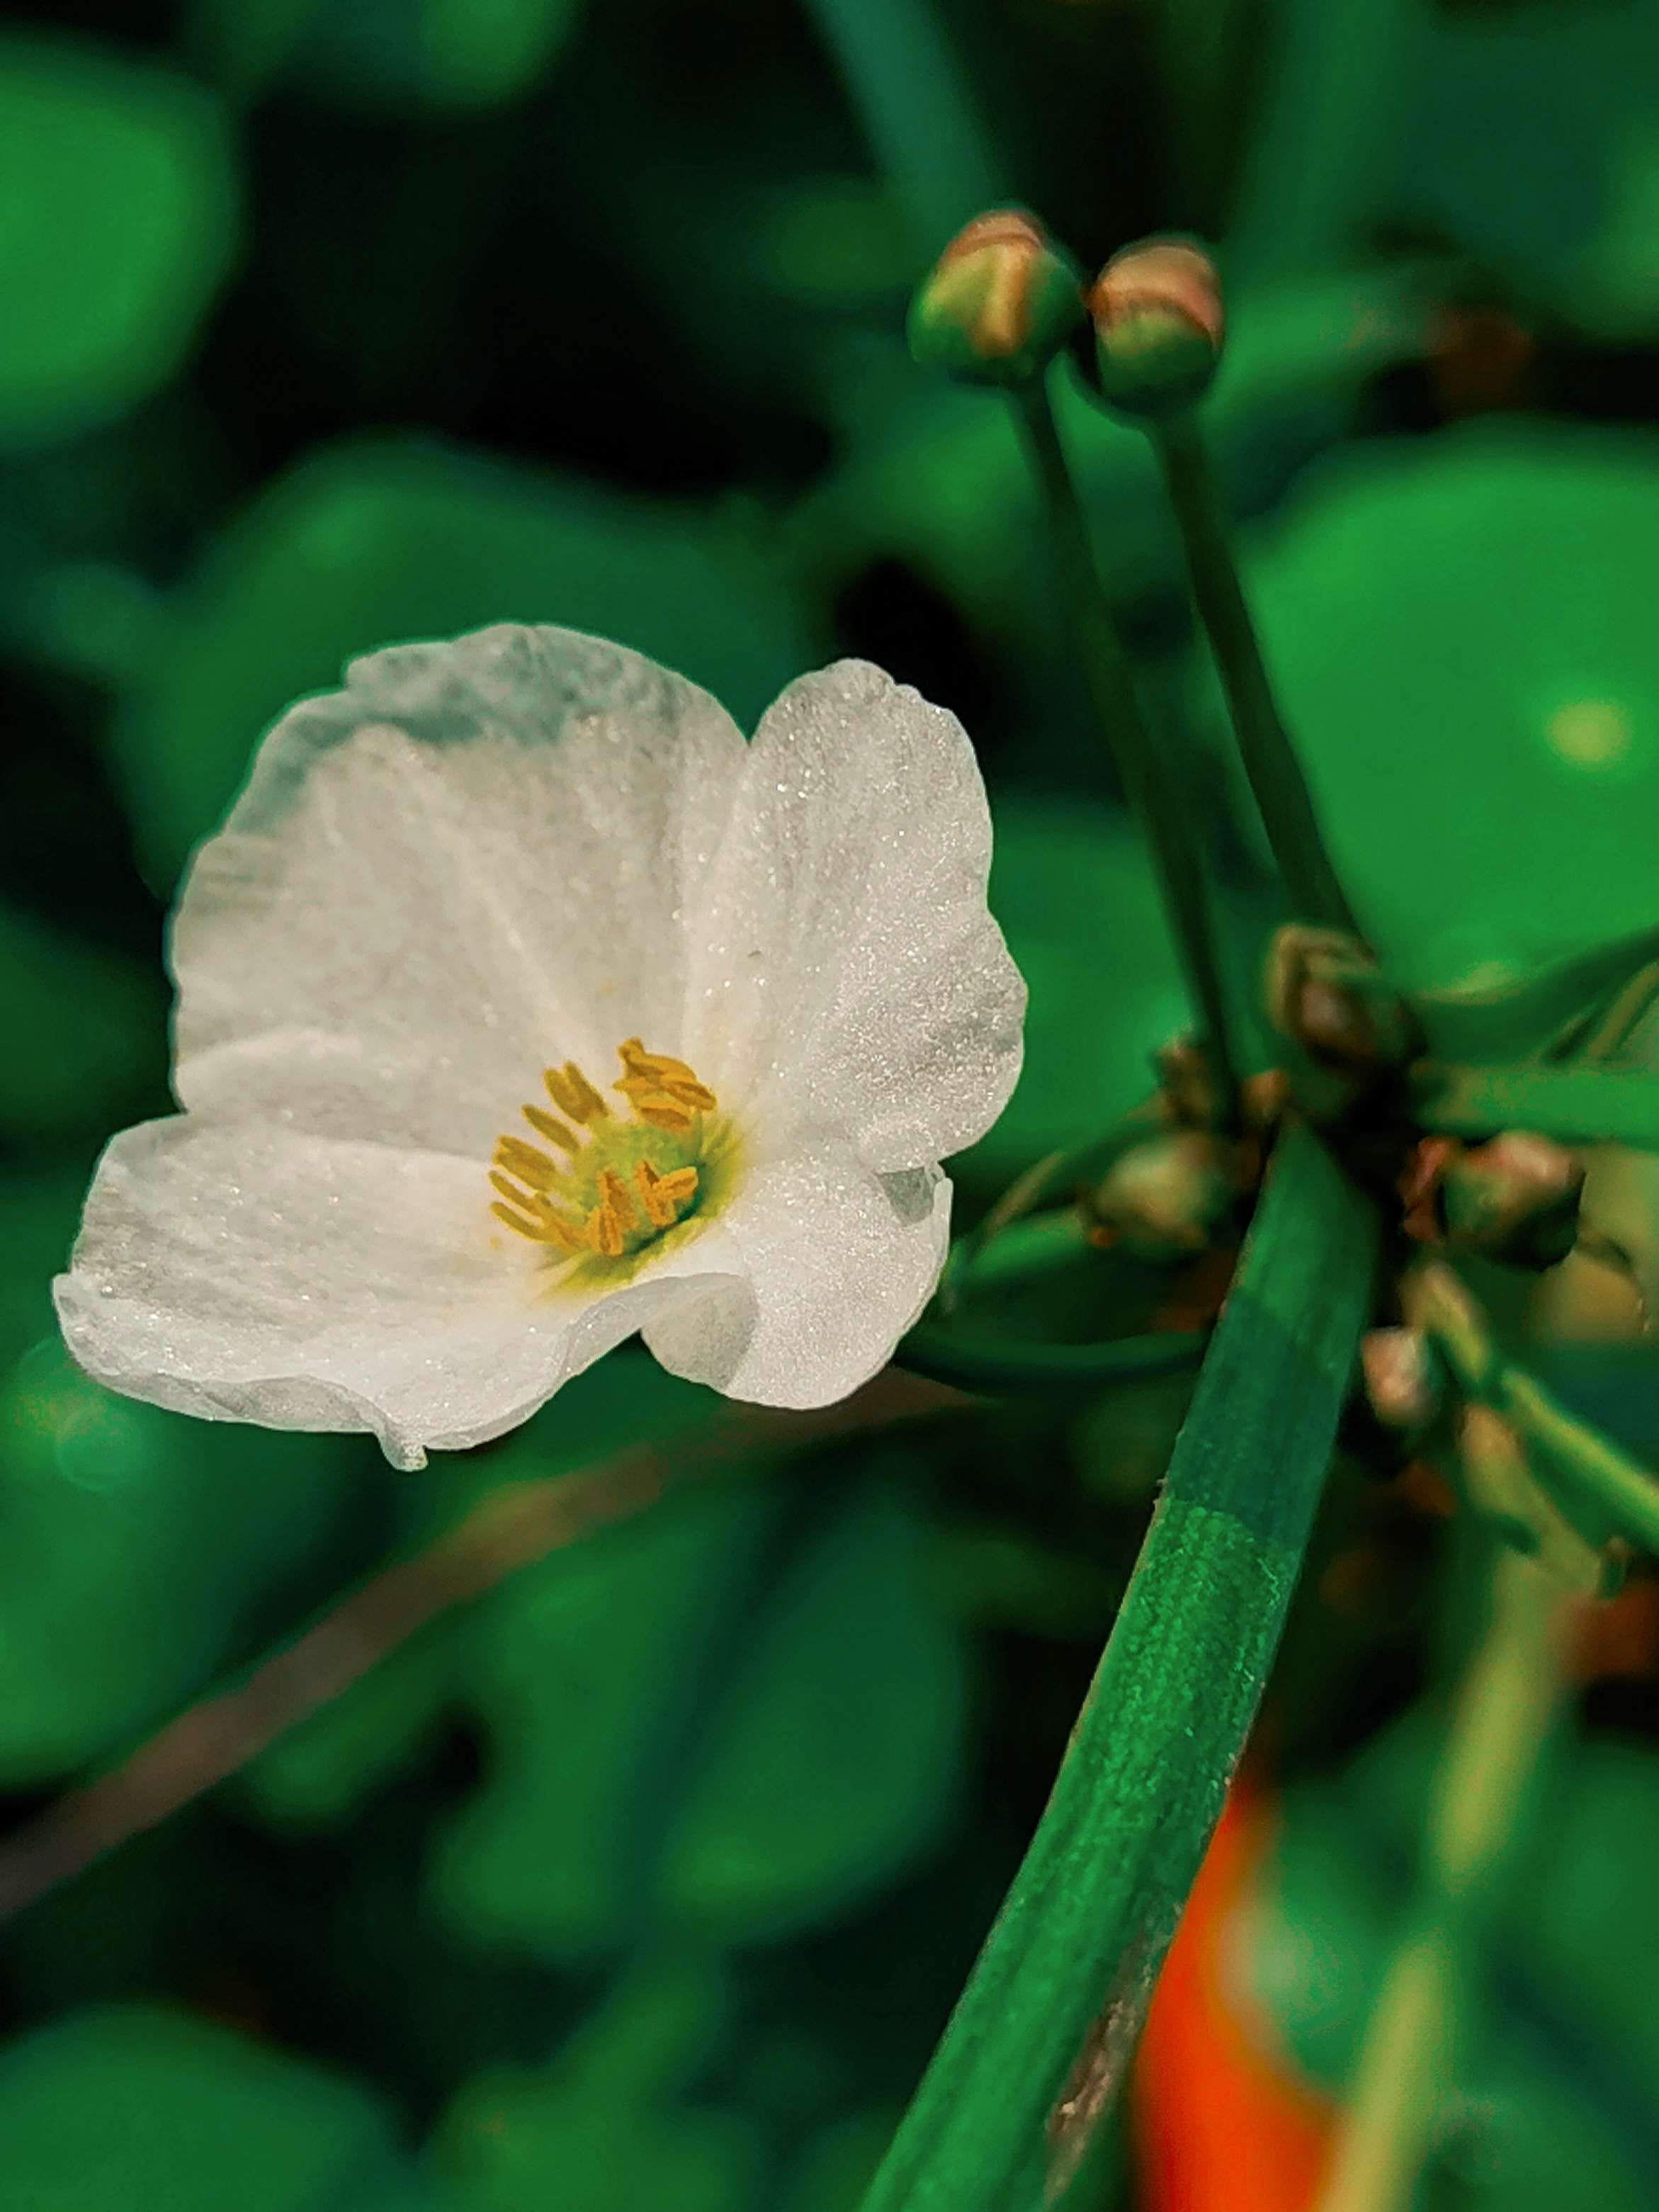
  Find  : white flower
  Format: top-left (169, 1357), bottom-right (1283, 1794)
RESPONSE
top-left (55, 626), bottom-right (1025, 1469)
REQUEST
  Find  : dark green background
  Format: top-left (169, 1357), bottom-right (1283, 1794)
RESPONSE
top-left (3, 1), bottom-right (1659, 2205)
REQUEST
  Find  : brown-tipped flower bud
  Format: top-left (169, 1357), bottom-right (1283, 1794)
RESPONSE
top-left (1361, 1326), bottom-right (1444, 1438)
top-left (1264, 925), bottom-right (1419, 1076)
top-left (908, 210), bottom-right (1085, 387)
top-left (1083, 1130), bottom-right (1238, 1261)
top-left (1441, 1131), bottom-right (1585, 1269)
top-left (1087, 237), bottom-right (1225, 419)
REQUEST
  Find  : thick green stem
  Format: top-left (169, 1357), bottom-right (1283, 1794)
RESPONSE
top-left (1153, 414), bottom-right (1359, 933)
top-left (1014, 383), bottom-right (1243, 1110)
top-left (861, 1123), bottom-right (1376, 2211)
top-left (1316, 1543), bottom-right (1569, 2212)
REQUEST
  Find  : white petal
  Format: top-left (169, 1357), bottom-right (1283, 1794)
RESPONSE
top-left (172, 625), bottom-right (748, 1158)
top-left (681, 661), bottom-right (1025, 1172)
top-left (52, 1115), bottom-right (732, 1470)
top-left (640, 1141), bottom-right (951, 1408)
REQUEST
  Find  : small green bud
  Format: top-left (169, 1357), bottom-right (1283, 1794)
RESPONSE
top-left (1087, 237), bottom-right (1225, 419)
top-left (1264, 925), bottom-right (1418, 1076)
top-left (1083, 1130), bottom-right (1238, 1261)
top-left (1440, 1131), bottom-right (1585, 1269)
top-left (908, 210), bottom-right (1085, 387)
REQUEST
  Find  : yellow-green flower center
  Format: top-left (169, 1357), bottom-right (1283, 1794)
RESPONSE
top-left (488, 1039), bottom-right (735, 1282)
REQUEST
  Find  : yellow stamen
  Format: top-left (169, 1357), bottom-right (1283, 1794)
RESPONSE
top-left (493, 1137), bottom-right (562, 1191)
top-left (655, 1165), bottom-right (698, 1208)
top-left (521, 1105), bottom-right (579, 1152)
top-left (617, 1040), bottom-right (718, 1110)
top-left (492, 1200), bottom-right (586, 1248)
top-left (588, 1197), bottom-right (625, 1259)
top-left (544, 1061), bottom-right (610, 1124)
top-left (597, 1167), bottom-right (637, 1231)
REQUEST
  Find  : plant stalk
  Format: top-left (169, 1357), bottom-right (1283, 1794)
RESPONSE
top-left (1315, 1542), bottom-right (1570, 2212)
top-left (1153, 413), bottom-right (1360, 935)
top-left (1014, 383), bottom-right (1243, 1111)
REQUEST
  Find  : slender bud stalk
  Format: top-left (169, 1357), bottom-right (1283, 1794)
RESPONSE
top-left (1316, 1542), bottom-right (1570, 2212)
top-left (1151, 410), bottom-right (1361, 933)
top-left (1012, 380), bottom-right (1242, 1117)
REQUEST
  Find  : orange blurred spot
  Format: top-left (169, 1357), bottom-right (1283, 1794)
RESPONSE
top-left (1133, 1788), bottom-right (1334, 2212)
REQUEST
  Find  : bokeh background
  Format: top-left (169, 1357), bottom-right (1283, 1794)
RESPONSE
top-left (4, 0), bottom-right (1659, 2206)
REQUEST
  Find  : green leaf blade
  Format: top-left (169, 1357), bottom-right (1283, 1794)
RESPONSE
top-left (859, 1124), bottom-right (1376, 2211)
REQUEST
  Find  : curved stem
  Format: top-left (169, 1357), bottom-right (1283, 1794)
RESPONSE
top-left (1152, 414), bottom-right (1359, 934)
top-left (1407, 1258), bottom-right (1659, 1557)
top-left (896, 1321), bottom-right (1207, 1397)
top-left (1315, 1542), bottom-right (1570, 2212)
top-left (1014, 383), bottom-right (1244, 1115)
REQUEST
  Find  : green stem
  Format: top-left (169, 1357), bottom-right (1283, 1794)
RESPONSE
top-left (1014, 382), bottom-right (1243, 1112)
top-left (800, 0), bottom-right (1007, 251)
top-left (896, 1321), bottom-right (1207, 1398)
top-left (1315, 1542), bottom-right (1568, 2212)
top-left (1152, 414), bottom-right (1359, 933)
top-left (1412, 1061), bottom-right (1659, 1154)
top-left (861, 1123), bottom-right (1376, 2211)
top-left (1408, 1260), bottom-right (1659, 1557)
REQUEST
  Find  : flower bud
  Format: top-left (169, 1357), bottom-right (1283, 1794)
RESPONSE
top-left (1360, 1326), bottom-right (1443, 1438)
top-left (1441, 1131), bottom-right (1585, 1269)
top-left (1083, 1130), bottom-right (1238, 1260)
top-left (1087, 237), bottom-right (1225, 419)
top-left (907, 210), bottom-right (1085, 387)
top-left (1264, 925), bottom-right (1418, 1076)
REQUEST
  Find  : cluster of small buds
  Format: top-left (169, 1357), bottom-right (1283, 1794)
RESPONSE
top-left (1082, 1128), bottom-right (1242, 1260)
top-left (1264, 924), bottom-right (1420, 1079)
top-left (1153, 1035), bottom-right (1288, 1136)
top-left (909, 213), bottom-right (1225, 417)
top-left (1400, 1129), bottom-right (1586, 1269)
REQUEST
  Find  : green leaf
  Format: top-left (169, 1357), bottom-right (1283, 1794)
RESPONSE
top-left (1412, 1063), bottom-right (1659, 1156)
top-left (438, 1960), bottom-right (760, 2212)
top-left (189, 0), bottom-right (582, 106)
top-left (1404, 4), bottom-right (1659, 339)
top-left (859, 1123), bottom-right (1376, 2211)
top-left (1414, 930), bottom-right (1659, 1068)
top-left (0, 1343), bottom-right (358, 1782)
top-left (111, 438), bottom-right (814, 886)
top-left (1237, 428), bottom-right (1659, 993)
top-left (0, 2004), bottom-right (431, 2212)
top-left (0, 38), bottom-right (237, 451)
top-left (244, 1352), bottom-right (718, 1827)
top-left (434, 1472), bottom-right (967, 1956)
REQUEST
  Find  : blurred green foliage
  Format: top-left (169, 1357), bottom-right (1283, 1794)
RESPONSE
top-left (2, 1), bottom-right (1659, 2208)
